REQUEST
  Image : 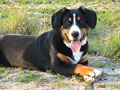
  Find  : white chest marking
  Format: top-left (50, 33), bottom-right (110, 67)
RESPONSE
top-left (67, 52), bottom-right (83, 64)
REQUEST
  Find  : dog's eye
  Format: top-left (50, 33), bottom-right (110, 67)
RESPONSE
top-left (68, 17), bottom-right (72, 22)
top-left (77, 16), bottom-right (81, 21)
top-left (77, 16), bottom-right (83, 23)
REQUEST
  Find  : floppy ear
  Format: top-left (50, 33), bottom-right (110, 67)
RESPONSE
top-left (79, 7), bottom-right (97, 29)
top-left (51, 8), bottom-right (67, 30)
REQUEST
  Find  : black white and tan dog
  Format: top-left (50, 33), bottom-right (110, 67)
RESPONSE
top-left (0, 7), bottom-right (101, 82)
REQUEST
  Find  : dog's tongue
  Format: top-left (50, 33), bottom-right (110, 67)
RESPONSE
top-left (70, 41), bottom-right (81, 52)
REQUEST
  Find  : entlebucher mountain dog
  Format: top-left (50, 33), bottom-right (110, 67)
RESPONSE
top-left (0, 7), bottom-right (101, 82)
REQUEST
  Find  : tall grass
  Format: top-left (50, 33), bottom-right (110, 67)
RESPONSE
top-left (0, 7), bottom-right (39, 35)
top-left (103, 31), bottom-right (120, 61)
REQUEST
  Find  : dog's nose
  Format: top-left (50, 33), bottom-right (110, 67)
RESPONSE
top-left (71, 31), bottom-right (79, 38)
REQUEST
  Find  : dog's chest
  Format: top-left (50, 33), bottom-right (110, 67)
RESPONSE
top-left (67, 51), bottom-right (83, 64)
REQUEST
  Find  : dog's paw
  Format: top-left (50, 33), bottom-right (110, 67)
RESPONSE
top-left (83, 69), bottom-right (101, 82)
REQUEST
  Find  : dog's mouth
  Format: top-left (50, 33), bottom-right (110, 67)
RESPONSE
top-left (65, 33), bottom-right (81, 52)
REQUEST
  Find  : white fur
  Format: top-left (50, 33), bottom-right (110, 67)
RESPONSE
top-left (83, 69), bottom-right (102, 82)
top-left (81, 37), bottom-right (87, 46)
top-left (94, 69), bottom-right (102, 76)
top-left (67, 52), bottom-right (83, 64)
top-left (63, 41), bottom-right (70, 47)
top-left (69, 13), bottom-right (81, 41)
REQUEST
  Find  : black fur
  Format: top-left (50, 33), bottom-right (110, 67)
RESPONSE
top-left (52, 8), bottom-right (67, 30)
top-left (79, 7), bottom-right (97, 29)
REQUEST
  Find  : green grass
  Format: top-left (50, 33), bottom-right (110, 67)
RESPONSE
top-left (52, 74), bottom-right (64, 81)
top-left (51, 74), bottom-right (67, 87)
top-left (97, 9), bottom-right (120, 28)
top-left (54, 81), bottom-right (67, 87)
top-left (0, 67), bottom-right (11, 78)
top-left (112, 85), bottom-right (120, 89)
top-left (103, 31), bottom-right (120, 61)
top-left (0, 0), bottom-right (119, 4)
top-left (16, 72), bottom-right (39, 83)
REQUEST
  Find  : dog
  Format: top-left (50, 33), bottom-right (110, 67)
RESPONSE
top-left (0, 7), bottom-right (101, 82)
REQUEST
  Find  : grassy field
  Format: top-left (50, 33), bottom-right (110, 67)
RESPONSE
top-left (0, 0), bottom-right (120, 89)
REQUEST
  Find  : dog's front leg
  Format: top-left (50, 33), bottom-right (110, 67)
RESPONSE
top-left (52, 56), bottom-right (101, 82)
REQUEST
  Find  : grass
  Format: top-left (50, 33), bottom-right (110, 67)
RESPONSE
top-left (0, 0), bottom-right (119, 4)
top-left (102, 31), bottom-right (120, 61)
top-left (16, 72), bottom-right (39, 83)
top-left (112, 85), bottom-right (120, 89)
top-left (0, 67), bottom-right (11, 78)
top-left (51, 74), bottom-right (67, 87)
top-left (52, 74), bottom-right (65, 81)
top-left (0, 6), bottom-right (40, 35)
top-left (97, 9), bottom-right (120, 28)
top-left (54, 81), bottom-right (67, 87)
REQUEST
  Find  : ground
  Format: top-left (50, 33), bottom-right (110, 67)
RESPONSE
top-left (0, 56), bottom-right (120, 90)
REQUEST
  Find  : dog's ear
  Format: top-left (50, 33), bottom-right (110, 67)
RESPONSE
top-left (79, 7), bottom-right (97, 29)
top-left (51, 8), bottom-right (67, 30)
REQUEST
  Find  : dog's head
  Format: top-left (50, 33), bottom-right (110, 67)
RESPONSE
top-left (52, 7), bottom-right (97, 52)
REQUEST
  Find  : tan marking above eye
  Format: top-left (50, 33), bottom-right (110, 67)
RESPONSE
top-left (68, 17), bottom-right (72, 22)
top-left (77, 16), bottom-right (81, 21)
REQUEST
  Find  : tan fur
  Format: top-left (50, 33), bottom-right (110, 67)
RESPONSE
top-left (77, 16), bottom-right (81, 21)
top-left (60, 26), bottom-right (70, 43)
top-left (74, 64), bottom-right (94, 76)
top-left (68, 17), bottom-right (72, 22)
top-left (80, 27), bottom-right (89, 41)
top-left (79, 54), bottom-right (88, 63)
top-left (57, 53), bottom-right (70, 64)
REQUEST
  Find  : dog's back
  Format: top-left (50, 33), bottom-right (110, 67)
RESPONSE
top-left (0, 35), bottom-right (36, 67)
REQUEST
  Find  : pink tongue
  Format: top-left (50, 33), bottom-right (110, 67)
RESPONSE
top-left (70, 41), bottom-right (81, 52)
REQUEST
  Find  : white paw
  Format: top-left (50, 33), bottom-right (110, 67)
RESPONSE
top-left (83, 69), bottom-right (102, 82)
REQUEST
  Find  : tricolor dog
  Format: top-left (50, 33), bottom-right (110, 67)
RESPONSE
top-left (0, 7), bottom-right (101, 82)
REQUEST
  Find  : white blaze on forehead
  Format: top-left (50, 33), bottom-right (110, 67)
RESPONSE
top-left (69, 13), bottom-right (81, 41)
top-left (73, 13), bottom-right (76, 25)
